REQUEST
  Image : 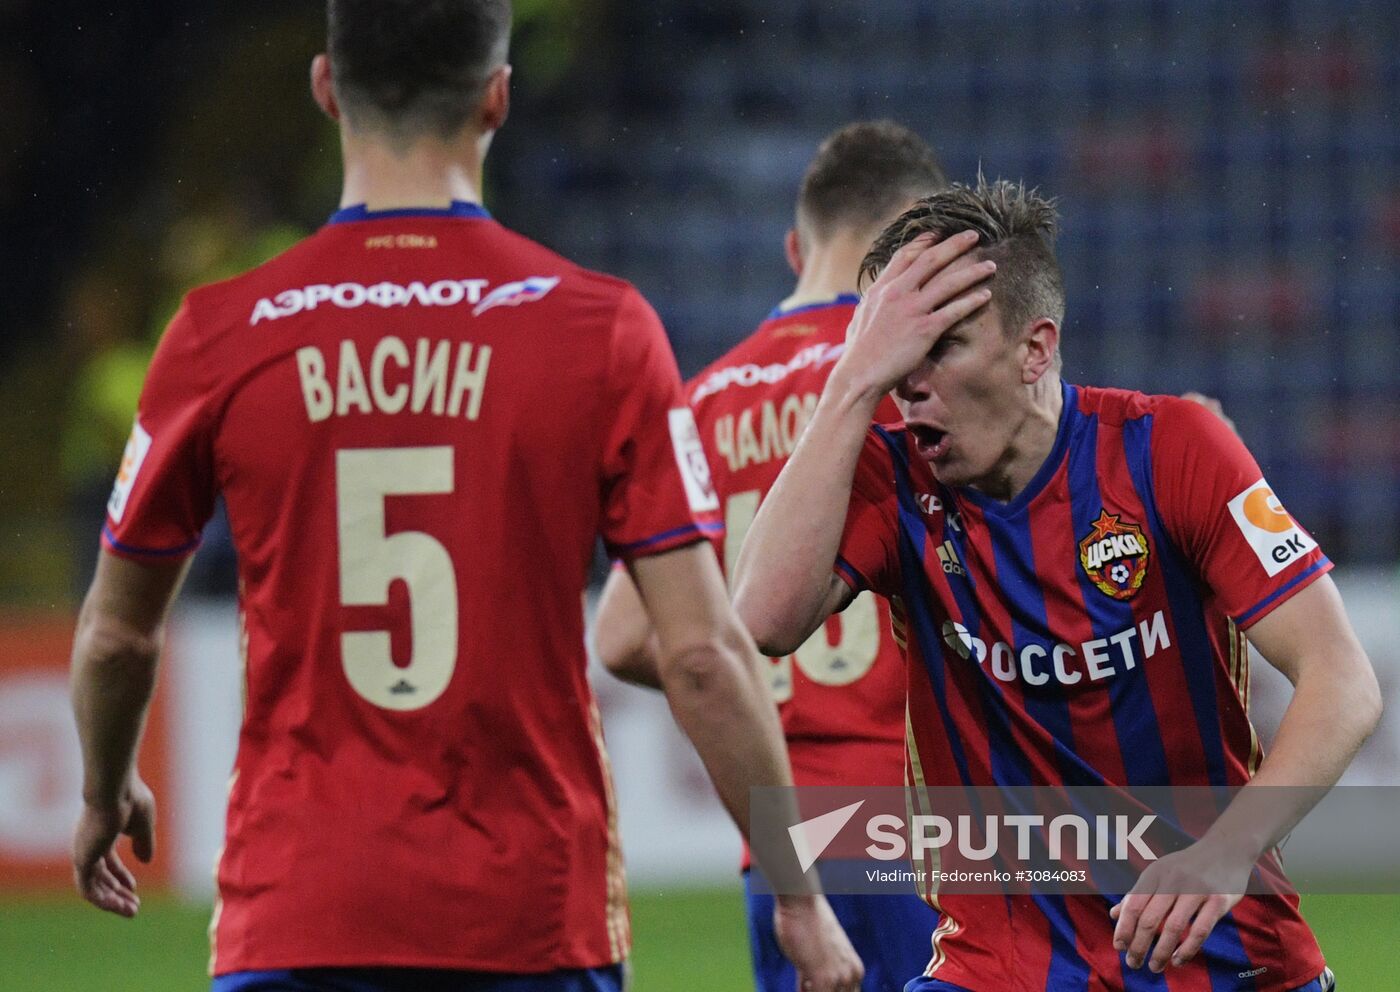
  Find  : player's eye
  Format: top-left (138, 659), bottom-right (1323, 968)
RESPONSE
top-left (929, 336), bottom-right (958, 360)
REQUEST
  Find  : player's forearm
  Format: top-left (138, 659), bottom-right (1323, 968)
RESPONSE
top-left (1205, 650), bottom-right (1380, 861)
top-left (659, 629), bottom-right (816, 890)
top-left (593, 569), bottom-right (664, 689)
top-left (732, 371), bottom-right (883, 653)
top-left (661, 627), bottom-right (793, 812)
top-left (70, 607), bottom-right (162, 807)
top-left (633, 544), bottom-right (817, 887)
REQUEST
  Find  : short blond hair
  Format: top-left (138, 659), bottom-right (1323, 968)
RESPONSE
top-left (859, 175), bottom-right (1065, 337)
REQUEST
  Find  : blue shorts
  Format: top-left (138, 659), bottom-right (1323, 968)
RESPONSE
top-left (745, 869), bottom-right (937, 992)
top-left (210, 965), bottom-right (624, 992)
top-left (903, 965), bottom-right (1336, 992)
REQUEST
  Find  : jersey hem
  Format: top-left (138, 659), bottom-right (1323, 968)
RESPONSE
top-left (101, 524), bottom-right (202, 561)
top-left (1235, 556), bottom-right (1332, 628)
top-left (211, 949), bottom-right (626, 979)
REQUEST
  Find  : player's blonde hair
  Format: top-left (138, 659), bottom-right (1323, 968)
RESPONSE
top-left (860, 174), bottom-right (1066, 341)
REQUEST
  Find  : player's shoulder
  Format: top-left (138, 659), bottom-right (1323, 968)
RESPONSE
top-left (687, 300), bottom-right (853, 407)
top-left (1073, 383), bottom-right (1210, 431)
top-left (481, 222), bottom-right (640, 310)
top-left (1075, 384), bottom-right (1247, 490)
top-left (493, 228), bottom-right (674, 353)
top-left (177, 231), bottom-right (327, 324)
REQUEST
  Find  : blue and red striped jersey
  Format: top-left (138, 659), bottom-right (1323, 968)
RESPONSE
top-left (836, 382), bottom-right (1329, 991)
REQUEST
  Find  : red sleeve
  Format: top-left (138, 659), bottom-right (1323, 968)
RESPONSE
top-left (102, 299), bottom-right (219, 560)
top-left (834, 428), bottom-right (902, 597)
top-left (1150, 397), bottom-right (1330, 628)
top-left (600, 288), bottom-right (722, 561)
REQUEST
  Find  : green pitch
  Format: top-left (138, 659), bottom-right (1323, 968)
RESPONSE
top-left (0, 889), bottom-right (1392, 990)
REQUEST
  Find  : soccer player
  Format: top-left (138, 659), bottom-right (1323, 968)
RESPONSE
top-left (67, 3), bottom-right (863, 991)
top-left (594, 121), bottom-right (946, 991)
top-left (732, 177), bottom-right (1380, 991)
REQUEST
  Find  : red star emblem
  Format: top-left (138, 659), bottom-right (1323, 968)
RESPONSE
top-left (1090, 509), bottom-right (1122, 540)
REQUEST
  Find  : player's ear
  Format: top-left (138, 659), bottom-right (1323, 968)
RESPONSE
top-left (311, 54), bottom-right (341, 122)
top-left (784, 228), bottom-right (804, 278)
top-left (1021, 317), bottom-right (1059, 384)
top-left (479, 64), bottom-right (512, 133)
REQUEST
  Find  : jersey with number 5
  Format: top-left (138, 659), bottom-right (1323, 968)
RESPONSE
top-left (686, 297), bottom-right (906, 791)
top-left (101, 203), bottom-right (718, 976)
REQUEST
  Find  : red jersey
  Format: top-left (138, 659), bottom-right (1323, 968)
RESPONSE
top-left (102, 202), bottom-right (719, 975)
top-left (687, 296), bottom-right (906, 791)
top-left (837, 384), bottom-right (1329, 991)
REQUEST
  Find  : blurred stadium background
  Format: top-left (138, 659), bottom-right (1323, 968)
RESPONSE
top-left (2, 0), bottom-right (1398, 988)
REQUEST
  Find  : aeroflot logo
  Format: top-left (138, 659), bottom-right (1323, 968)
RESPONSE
top-left (689, 342), bottom-right (844, 404)
top-left (472, 276), bottom-right (561, 316)
top-left (940, 611), bottom-right (1172, 686)
top-left (249, 276), bottom-right (559, 325)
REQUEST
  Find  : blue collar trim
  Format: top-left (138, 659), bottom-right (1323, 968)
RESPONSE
top-left (767, 293), bottom-right (860, 321)
top-left (955, 381), bottom-right (1077, 518)
top-left (327, 201), bottom-right (491, 224)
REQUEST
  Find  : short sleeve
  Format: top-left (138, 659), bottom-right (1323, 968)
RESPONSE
top-left (101, 299), bottom-right (219, 561)
top-left (834, 428), bottom-right (902, 597)
top-left (600, 288), bottom-right (722, 561)
top-left (1150, 397), bottom-right (1331, 628)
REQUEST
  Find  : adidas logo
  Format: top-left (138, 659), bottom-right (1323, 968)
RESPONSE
top-left (936, 540), bottom-right (965, 576)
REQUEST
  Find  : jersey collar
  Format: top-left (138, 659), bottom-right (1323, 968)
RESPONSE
top-left (327, 201), bottom-right (492, 224)
top-left (767, 293), bottom-right (860, 321)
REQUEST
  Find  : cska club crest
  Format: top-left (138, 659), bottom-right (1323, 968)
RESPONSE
top-left (1078, 510), bottom-right (1150, 600)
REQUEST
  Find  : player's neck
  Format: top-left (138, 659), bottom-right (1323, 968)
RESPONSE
top-left (338, 127), bottom-right (487, 211)
top-left (778, 229), bottom-right (872, 310)
top-left (971, 373), bottom-right (1065, 503)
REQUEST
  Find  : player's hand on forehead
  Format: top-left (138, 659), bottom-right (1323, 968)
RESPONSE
top-left (836, 229), bottom-right (994, 398)
top-left (882, 228), bottom-right (979, 285)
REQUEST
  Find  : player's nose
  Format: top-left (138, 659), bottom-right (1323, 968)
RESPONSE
top-left (895, 365), bottom-right (933, 404)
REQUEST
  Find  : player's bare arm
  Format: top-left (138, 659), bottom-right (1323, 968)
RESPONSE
top-left (1112, 574), bottom-right (1380, 972)
top-left (593, 566), bottom-right (663, 689)
top-left (732, 230), bottom-right (993, 653)
top-left (70, 551), bottom-right (188, 917)
top-left (628, 542), bottom-right (863, 992)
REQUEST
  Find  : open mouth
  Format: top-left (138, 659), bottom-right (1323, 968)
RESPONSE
top-left (908, 423), bottom-right (950, 460)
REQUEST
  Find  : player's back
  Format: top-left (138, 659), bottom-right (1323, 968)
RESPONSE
top-left (115, 204), bottom-right (697, 974)
top-left (688, 297), bottom-right (906, 787)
